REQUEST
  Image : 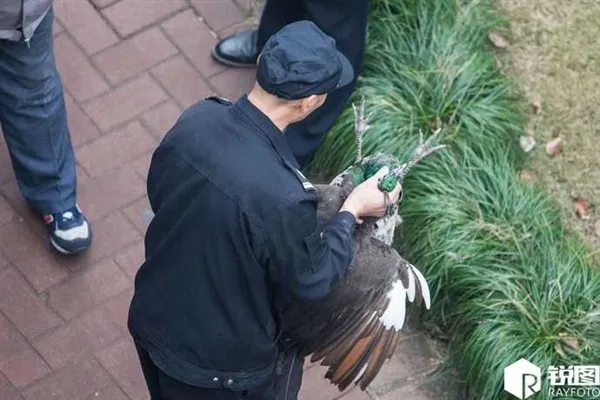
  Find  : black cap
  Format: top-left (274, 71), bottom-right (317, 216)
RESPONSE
top-left (256, 20), bottom-right (354, 100)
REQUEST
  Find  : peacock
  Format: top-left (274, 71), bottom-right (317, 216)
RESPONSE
top-left (279, 98), bottom-right (446, 392)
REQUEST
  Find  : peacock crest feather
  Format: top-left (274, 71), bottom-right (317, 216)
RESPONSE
top-left (346, 96), bottom-right (446, 187)
top-left (329, 97), bottom-right (447, 244)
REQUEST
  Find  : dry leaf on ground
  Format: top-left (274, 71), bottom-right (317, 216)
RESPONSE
top-left (595, 220), bottom-right (600, 238)
top-left (519, 170), bottom-right (534, 184)
top-left (574, 198), bottom-right (590, 219)
top-left (489, 32), bottom-right (509, 48)
top-left (559, 334), bottom-right (580, 352)
top-left (519, 136), bottom-right (536, 152)
top-left (495, 57), bottom-right (503, 69)
top-left (545, 137), bottom-right (562, 156)
top-left (530, 95), bottom-right (542, 114)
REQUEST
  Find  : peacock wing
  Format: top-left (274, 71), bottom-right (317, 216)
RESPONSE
top-left (280, 235), bottom-right (431, 392)
top-left (316, 237), bottom-right (431, 392)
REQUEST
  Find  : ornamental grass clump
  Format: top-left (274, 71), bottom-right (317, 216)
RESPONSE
top-left (308, 0), bottom-right (600, 399)
top-left (399, 147), bottom-right (600, 399)
top-left (310, 0), bottom-right (526, 175)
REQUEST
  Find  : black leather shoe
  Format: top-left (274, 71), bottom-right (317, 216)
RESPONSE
top-left (211, 29), bottom-right (259, 68)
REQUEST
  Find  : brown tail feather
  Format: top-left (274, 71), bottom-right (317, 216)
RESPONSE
top-left (326, 334), bottom-right (371, 383)
top-left (305, 289), bottom-right (408, 392)
top-left (329, 323), bottom-right (385, 385)
top-left (386, 329), bottom-right (400, 359)
top-left (310, 292), bottom-right (387, 363)
top-left (387, 329), bottom-right (400, 360)
top-left (336, 324), bottom-right (387, 392)
top-left (310, 307), bottom-right (375, 363)
top-left (320, 296), bottom-right (389, 367)
top-left (322, 314), bottom-right (379, 375)
top-left (327, 326), bottom-right (402, 392)
top-left (357, 328), bottom-right (396, 390)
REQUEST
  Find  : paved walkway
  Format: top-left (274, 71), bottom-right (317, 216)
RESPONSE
top-left (0, 1), bottom-right (443, 399)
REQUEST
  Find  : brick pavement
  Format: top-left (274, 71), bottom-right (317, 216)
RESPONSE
top-left (0, 1), bottom-right (443, 399)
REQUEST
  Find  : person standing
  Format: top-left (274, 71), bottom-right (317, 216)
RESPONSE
top-left (0, 2), bottom-right (92, 254)
top-left (128, 21), bottom-right (401, 400)
top-left (211, 0), bottom-right (369, 168)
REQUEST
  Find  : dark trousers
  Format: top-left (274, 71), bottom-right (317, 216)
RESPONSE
top-left (134, 342), bottom-right (304, 400)
top-left (0, 7), bottom-right (77, 215)
top-left (256, 0), bottom-right (369, 168)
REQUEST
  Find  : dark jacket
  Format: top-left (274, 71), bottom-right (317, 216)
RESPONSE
top-left (127, 95), bottom-right (356, 392)
top-left (0, 0), bottom-right (52, 42)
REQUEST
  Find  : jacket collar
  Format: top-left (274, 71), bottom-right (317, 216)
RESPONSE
top-left (233, 95), bottom-right (300, 170)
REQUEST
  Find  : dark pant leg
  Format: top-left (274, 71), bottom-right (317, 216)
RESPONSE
top-left (283, 0), bottom-right (370, 168)
top-left (256, 0), bottom-right (306, 52)
top-left (272, 350), bottom-right (304, 400)
top-left (134, 341), bottom-right (166, 400)
top-left (0, 7), bottom-right (77, 216)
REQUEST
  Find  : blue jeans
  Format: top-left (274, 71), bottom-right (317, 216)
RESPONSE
top-left (0, 7), bottom-right (76, 216)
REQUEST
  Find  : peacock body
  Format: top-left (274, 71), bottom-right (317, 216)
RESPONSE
top-left (279, 99), bottom-right (446, 392)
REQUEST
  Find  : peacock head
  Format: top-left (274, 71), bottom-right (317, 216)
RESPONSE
top-left (349, 97), bottom-right (447, 199)
top-left (349, 153), bottom-right (403, 191)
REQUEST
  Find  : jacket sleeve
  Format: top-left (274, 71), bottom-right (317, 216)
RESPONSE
top-left (264, 198), bottom-right (356, 302)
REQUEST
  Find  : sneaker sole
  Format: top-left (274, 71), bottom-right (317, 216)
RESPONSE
top-left (211, 48), bottom-right (257, 68)
top-left (50, 237), bottom-right (91, 255)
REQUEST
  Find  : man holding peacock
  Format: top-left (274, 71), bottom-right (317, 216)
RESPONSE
top-left (128, 20), bottom-right (403, 400)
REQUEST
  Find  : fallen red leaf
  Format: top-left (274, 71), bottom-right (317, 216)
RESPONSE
top-left (545, 137), bottom-right (562, 157)
top-left (574, 199), bottom-right (590, 219)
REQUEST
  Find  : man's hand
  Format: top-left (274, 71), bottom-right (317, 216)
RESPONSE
top-left (340, 167), bottom-right (403, 224)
